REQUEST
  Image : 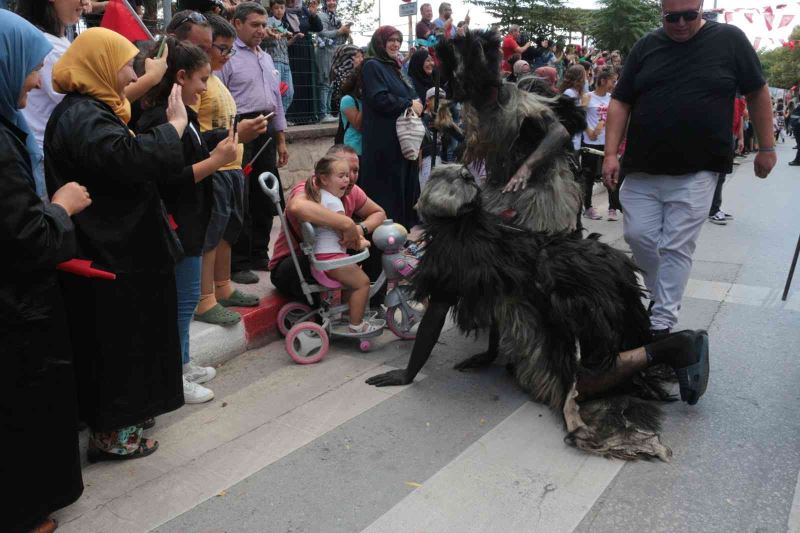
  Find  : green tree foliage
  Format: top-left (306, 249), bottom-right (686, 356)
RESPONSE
top-left (467, 0), bottom-right (593, 42)
top-left (588, 0), bottom-right (660, 55)
top-left (758, 26), bottom-right (800, 89)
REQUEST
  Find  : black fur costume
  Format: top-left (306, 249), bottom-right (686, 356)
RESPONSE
top-left (435, 30), bottom-right (584, 232)
top-left (367, 31), bottom-right (676, 460)
top-left (409, 166), bottom-right (672, 461)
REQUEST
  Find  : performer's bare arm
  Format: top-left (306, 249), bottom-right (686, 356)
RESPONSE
top-left (601, 98), bottom-right (631, 189)
top-left (503, 118), bottom-right (570, 193)
top-left (745, 84), bottom-right (777, 178)
top-left (366, 298), bottom-right (451, 386)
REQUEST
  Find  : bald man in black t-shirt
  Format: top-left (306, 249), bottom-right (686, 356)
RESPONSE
top-left (601, 0), bottom-right (775, 337)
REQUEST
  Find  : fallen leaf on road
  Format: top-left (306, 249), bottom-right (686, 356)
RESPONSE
top-left (479, 418), bottom-right (486, 426)
top-left (217, 490), bottom-right (227, 497)
top-left (221, 402), bottom-right (228, 408)
top-left (404, 481), bottom-right (422, 489)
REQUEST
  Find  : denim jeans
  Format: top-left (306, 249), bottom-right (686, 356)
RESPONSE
top-left (319, 82), bottom-right (332, 117)
top-left (175, 255), bottom-right (202, 365)
top-left (276, 61), bottom-right (294, 115)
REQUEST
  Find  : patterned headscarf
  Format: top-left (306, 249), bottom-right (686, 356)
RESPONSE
top-left (52, 28), bottom-right (139, 124)
top-left (366, 26), bottom-right (403, 71)
top-left (0, 10), bottom-right (53, 194)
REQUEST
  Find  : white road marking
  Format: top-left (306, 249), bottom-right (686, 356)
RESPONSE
top-left (684, 279), bottom-right (800, 312)
top-left (361, 402), bottom-right (623, 533)
top-left (54, 355), bottom-right (422, 533)
top-left (788, 467), bottom-right (800, 532)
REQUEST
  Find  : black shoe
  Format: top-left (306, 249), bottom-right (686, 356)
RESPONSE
top-left (646, 330), bottom-right (709, 405)
top-left (231, 270), bottom-right (259, 284)
top-left (789, 161), bottom-right (800, 166)
top-left (87, 439), bottom-right (159, 463)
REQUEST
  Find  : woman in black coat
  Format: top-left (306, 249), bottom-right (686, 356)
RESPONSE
top-left (284, 0), bottom-right (323, 124)
top-left (1, 11), bottom-right (91, 533)
top-left (45, 28), bottom-right (189, 462)
top-left (359, 26), bottom-right (423, 230)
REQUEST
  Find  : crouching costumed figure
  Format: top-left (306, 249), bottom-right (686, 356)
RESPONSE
top-left (366, 30), bottom-right (711, 461)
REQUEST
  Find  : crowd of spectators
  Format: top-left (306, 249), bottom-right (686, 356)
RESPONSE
top-left (6, 0), bottom-right (779, 527)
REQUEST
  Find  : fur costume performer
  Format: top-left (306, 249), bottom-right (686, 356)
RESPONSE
top-left (367, 165), bottom-right (711, 461)
top-left (434, 30), bottom-right (585, 232)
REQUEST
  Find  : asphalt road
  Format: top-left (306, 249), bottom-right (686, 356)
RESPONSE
top-left (55, 143), bottom-right (800, 533)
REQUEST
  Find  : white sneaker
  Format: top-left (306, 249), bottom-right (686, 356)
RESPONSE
top-left (183, 376), bottom-right (214, 404)
top-left (321, 114), bottom-right (338, 123)
top-left (708, 211), bottom-right (727, 225)
top-left (184, 362), bottom-right (216, 384)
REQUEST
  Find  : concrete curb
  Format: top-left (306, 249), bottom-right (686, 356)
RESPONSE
top-left (190, 288), bottom-right (288, 368)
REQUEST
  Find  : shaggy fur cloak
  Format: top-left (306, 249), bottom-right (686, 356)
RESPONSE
top-left (414, 166), bottom-right (673, 461)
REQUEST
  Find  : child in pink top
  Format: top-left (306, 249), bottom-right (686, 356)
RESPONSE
top-left (305, 156), bottom-right (377, 333)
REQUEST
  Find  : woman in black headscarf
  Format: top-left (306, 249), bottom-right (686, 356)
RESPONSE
top-left (407, 48), bottom-right (435, 104)
top-left (359, 26), bottom-right (422, 231)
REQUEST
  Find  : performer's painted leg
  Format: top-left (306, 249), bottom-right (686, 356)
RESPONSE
top-left (577, 330), bottom-right (709, 404)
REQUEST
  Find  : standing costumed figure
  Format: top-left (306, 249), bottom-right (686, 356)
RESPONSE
top-left (436, 30), bottom-right (584, 233)
top-left (366, 31), bottom-right (711, 461)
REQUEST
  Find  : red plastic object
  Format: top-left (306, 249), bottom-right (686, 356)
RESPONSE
top-left (57, 259), bottom-right (116, 280)
top-left (279, 81), bottom-right (289, 95)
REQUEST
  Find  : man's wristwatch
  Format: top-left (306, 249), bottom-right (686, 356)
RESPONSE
top-left (359, 223), bottom-right (370, 237)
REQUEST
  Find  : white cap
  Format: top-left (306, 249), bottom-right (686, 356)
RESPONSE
top-left (425, 87), bottom-right (447, 100)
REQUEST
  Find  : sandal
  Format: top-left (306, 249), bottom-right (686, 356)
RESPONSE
top-left (141, 417), bottom-right (155, 430)
top-left (674, 330), bottom-right (709, 405)
top-left (217, 289), bottom-right (260, 308)
top-left (87, 439), bottom-right (159, 463)
top-left (194, 304), bottom-right (241, 326)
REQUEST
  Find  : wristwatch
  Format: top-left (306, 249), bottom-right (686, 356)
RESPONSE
top-left (359, 222), bottom-right (370, 237)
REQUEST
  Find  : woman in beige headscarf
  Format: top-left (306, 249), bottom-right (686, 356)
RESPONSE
top-left (46, 28), bottom-right (189, 462)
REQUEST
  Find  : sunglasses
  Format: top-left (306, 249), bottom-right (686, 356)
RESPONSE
top-left (212, 43), bottom-right (237, 57)
top-left (173, 11), bottom-right (208, 29)
top-left (662, 9), bottom-right (700, 23)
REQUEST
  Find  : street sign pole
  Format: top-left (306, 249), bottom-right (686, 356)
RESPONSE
top-left (399, 1), bottom-right (417, 50)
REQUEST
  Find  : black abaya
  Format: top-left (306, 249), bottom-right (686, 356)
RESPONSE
top-left (45, 95), bottom-right (186, 431)
top-left (360, 58), bottom-right (420, 230)
top-left (0, 115), bottom-right (83, 533)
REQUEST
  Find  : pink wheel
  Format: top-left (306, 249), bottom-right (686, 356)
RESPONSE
top-left (285, 322), bottom-right (329, 364)
top-left (277, 302), bottom-right (313, 337)
top-left (359, 340), bottom-right (371, 352)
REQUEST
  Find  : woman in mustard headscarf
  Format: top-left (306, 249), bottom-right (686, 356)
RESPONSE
top-left (1, 10), bottom-right (90, 533)
top-left (45, 27), bottom-right (190, 462)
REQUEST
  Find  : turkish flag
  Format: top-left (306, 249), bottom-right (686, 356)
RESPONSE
top-left (744, 12), bottom-right (754, 23)
top-left (101, 0), bottom-right (152, 42)
top-left (57, 259), bottom-right (116, 280)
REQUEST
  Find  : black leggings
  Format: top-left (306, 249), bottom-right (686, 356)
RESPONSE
top-left (580, 144), bottom-right (622, 211)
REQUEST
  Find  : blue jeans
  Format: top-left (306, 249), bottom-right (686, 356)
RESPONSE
top-left (276, 61), bottom-right (294, 115)
top-left (319, 82), bottom-right (332, 117)
top-left (175, 255), bottom-right (202, 365)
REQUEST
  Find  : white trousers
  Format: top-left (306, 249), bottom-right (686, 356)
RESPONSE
top-left (620, 171), bottom-right (718, 330)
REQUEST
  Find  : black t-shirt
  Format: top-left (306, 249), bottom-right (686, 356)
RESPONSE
top-left (613, 21), bottom-right (765, 176)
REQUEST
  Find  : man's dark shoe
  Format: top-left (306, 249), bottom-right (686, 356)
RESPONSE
top-left (789, 161), bottom-right (800, 166)
top-left (231, 270), bottom-right (259, 284)
top-left (645, 330), bottom-right (709, 405)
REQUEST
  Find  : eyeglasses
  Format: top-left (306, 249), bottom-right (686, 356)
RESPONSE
top-left (662, 9), bottom-right (700, 23)
top-left (171, 11), bottom-right (208, 30)
top-left (212, 43), bottom-right (237, 57)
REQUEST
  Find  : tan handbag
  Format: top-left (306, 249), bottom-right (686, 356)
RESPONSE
top-left (395, 107), bottom-right (426, 161)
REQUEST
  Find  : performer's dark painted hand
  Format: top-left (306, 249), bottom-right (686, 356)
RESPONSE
top-left (365, 369), bottom-right (411, 387)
